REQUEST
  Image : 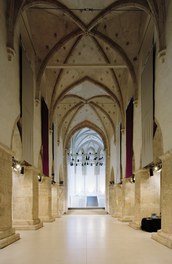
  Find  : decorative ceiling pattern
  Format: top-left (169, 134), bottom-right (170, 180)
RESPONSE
top-left (10, 0), bottom-right (165, 146)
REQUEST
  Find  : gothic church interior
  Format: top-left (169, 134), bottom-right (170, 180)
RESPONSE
top-left (1, 0), bottom-right (172, 258)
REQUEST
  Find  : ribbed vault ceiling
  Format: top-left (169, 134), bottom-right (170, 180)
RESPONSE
top-left (19, 0), bottom-right (151, 144)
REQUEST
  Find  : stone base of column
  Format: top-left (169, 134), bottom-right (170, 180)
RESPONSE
top-left (40, 216), bottom-right (55, 223)
top-left (129, 221), bottom-right (141, 230)
top-left (152, 230), bottom-right (172, 249)
top-left (119, 216), bottom-right (133, 222)
top-left (53, 212), bottom-right (61, 218)
top-left (13, 219), bottom-right (43, 230)
top-left (0, 228), bottom-right (20, 249)
top-left (110, 214), bottom-right (117, 218)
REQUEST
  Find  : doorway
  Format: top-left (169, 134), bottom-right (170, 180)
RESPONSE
top-left (67, 128), bottom-right (105, 208)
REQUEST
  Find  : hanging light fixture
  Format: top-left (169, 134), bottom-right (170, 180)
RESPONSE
top-left (68, 151), bottom-right (104, 167)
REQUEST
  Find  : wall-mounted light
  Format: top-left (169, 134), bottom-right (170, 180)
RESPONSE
top-left (110, 180), bottom-right (114, 185)
top-left (12, 157), bottom-right (23, 173)
top-left (153, 163), bottom-right (162, 172)
top-left (130, 175), bottom-right (135, 183)
top-left (148, 161), bottom-right (162, 176)
top-left (37, 173), bottom-right (44, 182)
top-left (51, 173), bottom-right (56, 184)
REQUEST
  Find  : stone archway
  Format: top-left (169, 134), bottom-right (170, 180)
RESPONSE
top-left (66, 127), bottom-right (106, 208)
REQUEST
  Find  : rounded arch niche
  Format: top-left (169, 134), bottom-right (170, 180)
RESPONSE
top-left (67, 127), bottom-right (106, 208)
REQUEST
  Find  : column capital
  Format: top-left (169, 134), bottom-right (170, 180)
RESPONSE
top-left (133, 99), bottom-right (138, 107)
top-left (158, 49), bottom-right (166, 64)
top-left (49, 128), bottom-right (53, 134)
top-left (35, 98), bottom-right (40, 107)
top-left (6, 46), bottom-right (16, 61)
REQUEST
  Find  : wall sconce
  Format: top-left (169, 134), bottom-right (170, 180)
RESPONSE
top-left (37, 173), bottom-right (44, 182)
top-left (153, 163), bottom-right (162, 172)
top-left (149, 161), bottom-right (162, 176)
top-left (59, 180), bottom-right (64, 185)
top-left (51, 173), bottom-right (56, 184)
top-left (119, 179), bottom-right (123, 185)
top-left (130, 175), bottom-right (135, 183)
top-left (12, 157), bottom-right (23, 173)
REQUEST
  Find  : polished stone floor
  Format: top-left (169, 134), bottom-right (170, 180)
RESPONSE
top-left (1, 210), bottom-right (172, 264)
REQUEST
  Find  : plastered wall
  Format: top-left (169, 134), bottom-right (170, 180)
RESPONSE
top-left (0, 1), bottom-right (20, 148)
top-left (155, 2), bottom-right (172, 153)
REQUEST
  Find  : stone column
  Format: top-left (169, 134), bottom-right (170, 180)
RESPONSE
top-left (52, 184), bottom-right (61, 218)
top-left (109, 185), bottom-right (115, 216)
top-left (119, 178), bottom-right (135, 222)
top-left (152, 150), bottom-right (172, 248)
top-left (106, 153), bottom-right (110, 212)
top-left (39, 176), bottom-right (55, 222)
top-left (0, 144), bottom-right (20, 248)
top-left (113, 184), bottom-right (123, 218)
top-left (58, 185), bottom-right (65, 216)
top-left (129, 168), bottom-right (160, 229)
top-left (12, 166), bottom-right (43, 230)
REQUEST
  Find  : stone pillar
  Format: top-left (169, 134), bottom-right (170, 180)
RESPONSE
top-left (152, 150), bottom-right (172, 248)
top-left (109, 185), bottom-right (115, 216)
top-left (0, 144), bottom-right (20, 248)
top-left (58, 185), bottom-right (65, 216)
top-left (12, 166), bottom-right (43, 230)
top-left (39, 176), bottom-right (55, 222)
top-left (52, 184), bottom-right (61, 218)
top-left (106, 153), bottom-right (110, 212)
top-left (129, 168), bottom-right (160, 229)
top-left (119, 178), bottom-right (135, 222)
top-left (113, 184), bottom-right (123, 218)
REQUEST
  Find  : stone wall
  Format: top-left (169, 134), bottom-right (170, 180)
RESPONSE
top-left (0, 145), bottom-right (20, 248)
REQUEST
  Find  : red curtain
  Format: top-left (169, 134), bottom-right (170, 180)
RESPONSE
top-left (126, 98), bottom-right (133, 178)
top-left (41, 98), bottom-right (49, 176)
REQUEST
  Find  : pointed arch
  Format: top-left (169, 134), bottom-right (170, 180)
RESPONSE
top-left (64, 121), bottom-right (109, 155)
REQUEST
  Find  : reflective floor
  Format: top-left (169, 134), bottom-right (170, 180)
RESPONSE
top-left (1, 210), bottom-right (172, 264)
